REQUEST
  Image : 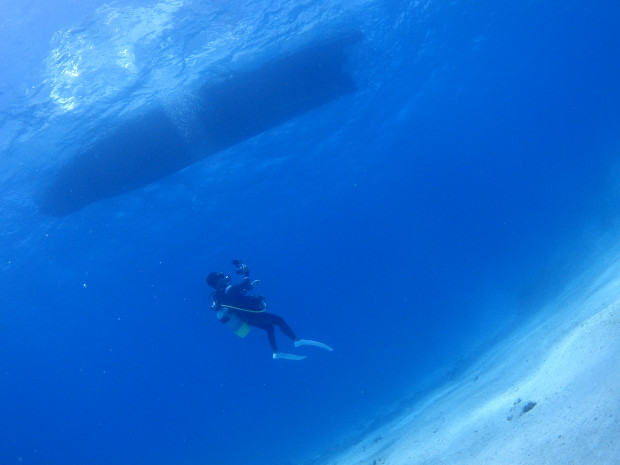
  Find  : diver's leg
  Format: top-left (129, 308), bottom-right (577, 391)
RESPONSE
top-left (260, 314), bottom-right (333, 351)
top-left (269, 314), bottom-right (298, 341)
top-left (247, 313), bottom-right (306, 360)
top-left (247, 312), bottom-right (298, 340)
top-left (249, 320), bottom-right (279, 353)
top-left (265, 326), bottom-right (278, 353)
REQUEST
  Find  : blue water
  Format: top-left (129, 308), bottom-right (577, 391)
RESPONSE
top-left (1, 1), bottom-right (619, 464)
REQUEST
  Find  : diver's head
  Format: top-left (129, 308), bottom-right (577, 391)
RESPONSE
top-left (206, 271), bottom-right (230, 289)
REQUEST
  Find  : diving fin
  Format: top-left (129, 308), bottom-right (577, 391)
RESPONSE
top-left (273, 352), bottom-right (307, 361)
top-left (294, 339), bottom-right (334, 352)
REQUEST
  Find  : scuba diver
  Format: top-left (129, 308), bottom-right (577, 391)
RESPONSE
top-left (207, 260), bottom-right (333, 360)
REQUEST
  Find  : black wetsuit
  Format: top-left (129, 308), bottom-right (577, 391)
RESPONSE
top-left (214, 277), bottom-right (297, 352)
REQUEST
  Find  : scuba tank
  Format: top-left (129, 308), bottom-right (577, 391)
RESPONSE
top-left (216, 308), bottom-right (251, 338)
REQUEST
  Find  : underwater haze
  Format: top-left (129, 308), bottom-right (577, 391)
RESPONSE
top-left (1, 1), bottom-right (619, 465)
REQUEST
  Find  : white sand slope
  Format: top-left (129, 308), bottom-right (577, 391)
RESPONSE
top-left (323, 257), bottom-right (620, 465)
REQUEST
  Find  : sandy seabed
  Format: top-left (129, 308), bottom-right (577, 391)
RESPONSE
top-left (322, 254), bottom-right (620, 465)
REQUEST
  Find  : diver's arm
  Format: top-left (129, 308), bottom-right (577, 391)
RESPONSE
top-left (228, 278), bottom-right (254, 295)
top-left (240, 276), bottom-right (260, 289)
top-left (232, 259), bottom-right (250, 277)
top-left (229, 260), bottom-right (260, 293)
